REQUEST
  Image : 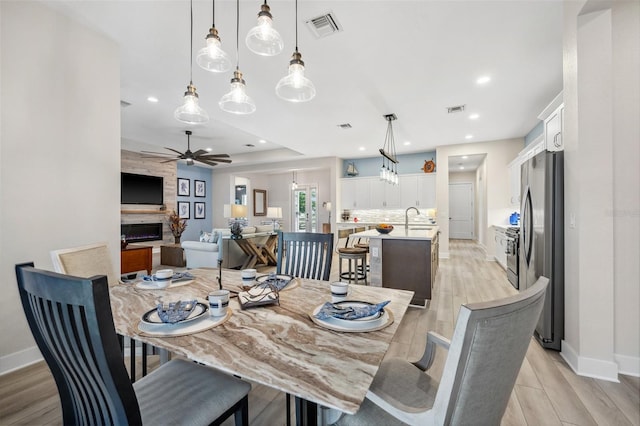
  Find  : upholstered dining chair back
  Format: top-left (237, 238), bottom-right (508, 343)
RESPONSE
top-left (336, 276), bottom-right (549, 426)
top-left (433, 276), bottom-right (548, 424)
top-left (50, 242), bottom-right (120, 285)
top-left (15, 263), bottom-right (251, 426)
top-left (16, 263), bottom-right (142, 424)
top-left (277, 232), bottom-right (334, 281)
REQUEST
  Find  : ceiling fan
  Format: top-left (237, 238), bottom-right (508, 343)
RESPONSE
top-left (142, 130), bottom-right (232, 167)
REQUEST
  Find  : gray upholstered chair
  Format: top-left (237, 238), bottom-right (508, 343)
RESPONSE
top-left (276, 232), bottom-right (334, 281)
top-left (335, 276), bottom-right (549, 426)
top-left (15, 263), bottom-right (251, 426)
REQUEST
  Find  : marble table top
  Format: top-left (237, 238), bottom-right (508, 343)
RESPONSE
top-left (109, 269), bottom-right (413, 414)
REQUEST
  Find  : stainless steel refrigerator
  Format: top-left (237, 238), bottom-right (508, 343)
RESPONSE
top-left (519, 150), bottom-right (564, 350)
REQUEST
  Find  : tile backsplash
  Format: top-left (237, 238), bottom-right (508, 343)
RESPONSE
top-left (339, 209), bottom-right (436, 224)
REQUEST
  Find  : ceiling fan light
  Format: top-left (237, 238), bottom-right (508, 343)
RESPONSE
top-left (175, 83), bottom-right (209, 124)
top-left (219, 70), bottom-right (256, 115)
top-left (275, 52), bottom-right (316, 102)
top-left (246, 3), bottom-right (283, 56)
top-left (196, 28), bottom-right (232, 73)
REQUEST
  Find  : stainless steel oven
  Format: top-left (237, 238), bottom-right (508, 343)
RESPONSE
top-left (505, 227), bottom-right (519, 289)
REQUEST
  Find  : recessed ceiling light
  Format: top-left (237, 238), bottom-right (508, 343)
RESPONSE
top-left (469, 113), bottom-right (479, 120)
top-left (358, 146), bottom-right (365, 151)
top-left (147, 96), bottom-right (159, 103)
top-left (462, 155), bottom-right (469, 159)
top-left (476, 76), bottom-right (491, 85)
top-left (259, 139), bottom-right (266, 144)
top-left (206, 148), bottom-right (212, 152)
top-left (403, 141), bottom-right (411, 146)
top-left (465, 135), bottom-right (473, 140)
top-left (460, 166), bottom-right (465, 170)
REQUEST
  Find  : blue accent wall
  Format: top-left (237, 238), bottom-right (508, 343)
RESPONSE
top-left (177, 164), bottom-right (212, 242)
top-left (342, 151), bottom-right (437, 177)
top-left (524, 121), bottom-right (544, 146)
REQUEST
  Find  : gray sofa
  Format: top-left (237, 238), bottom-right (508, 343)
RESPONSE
top-left (181, 225), bottom-right (274, 269)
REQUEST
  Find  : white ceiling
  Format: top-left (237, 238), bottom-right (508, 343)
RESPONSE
top-left (43, 0), bottom-right (563, 168)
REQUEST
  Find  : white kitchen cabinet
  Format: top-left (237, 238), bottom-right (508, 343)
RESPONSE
top-left (544, 104), bottom-right (564, 152)
top-left (494, 226), bottom-right (508, 270)
top-left (340, 178), bottom-right (371, 210)
top-left (370, 178), bottom-right (401, 208)
top-left (398, 174), bottom-right (436, 209)
top-left (508, 159), bottom-right (521, 207)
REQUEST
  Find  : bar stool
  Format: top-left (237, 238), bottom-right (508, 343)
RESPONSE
top-left (338, 247), bottom-right (367, 284)
top-left (354, 241), bottom-right (370, 275)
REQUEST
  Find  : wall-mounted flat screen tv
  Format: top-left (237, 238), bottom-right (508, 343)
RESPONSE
top-left (121, 172), bottom-right (164, 205)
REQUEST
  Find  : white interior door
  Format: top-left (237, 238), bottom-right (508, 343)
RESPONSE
top-left (293, 185), bottom-right (318, 232)
top-left (449, 183), bottom-right (474, 239)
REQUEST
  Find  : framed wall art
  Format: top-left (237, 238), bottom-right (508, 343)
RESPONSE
top-left (178, 201), bottom-right (190, 219)
top-left (194, 202), bottom-right (205, 219)
top-left (194, 180), bottom-right (206, 197)
top-left (177, 178), bottom-right (190, 196)
top-left (253, 189), bottom-right (267, 216)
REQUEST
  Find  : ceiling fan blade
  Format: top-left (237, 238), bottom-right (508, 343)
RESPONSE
top-left (195, 158), bottom-right (219, 167)
top-left (198, 156), bottom-right (232, 163)
top-left (164, 147), bottom-right (185, 156)
top-left (192, 149), bottom-right (208, 157)
top-left (141, 150), bottom-right (175, 157)
top-left (200, 153), bottom-right (230, 158)
top-left (160, 158), bottom-right (180, 163)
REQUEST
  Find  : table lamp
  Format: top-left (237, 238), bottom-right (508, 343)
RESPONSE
top-left (267, 206), bottom-right (283, 232)
top-left (229, 204), bottom-right (248, 239)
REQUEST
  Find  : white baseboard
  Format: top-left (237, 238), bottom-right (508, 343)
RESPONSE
top-left (561, 340), bottom-right (620, 382)
top-left (0, 346), bottom-right (43, 376)
top-left (615, 353), bottom-right (640, 377)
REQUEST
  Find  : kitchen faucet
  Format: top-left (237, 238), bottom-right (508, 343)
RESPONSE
top-left (405, 207), bottom-right (421, 229)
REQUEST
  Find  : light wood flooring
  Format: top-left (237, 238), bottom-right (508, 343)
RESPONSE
top-left (1, 240), bottom-right (638, 425)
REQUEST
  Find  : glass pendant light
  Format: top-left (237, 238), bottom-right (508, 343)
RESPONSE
top-left (246, 0), bottom-right (284, 56)
top-left (196, 0), bottom-right (231, 73)
top-left (220, 0), bottom-right (256, 114)
top-left (175, 0), bottom-right (209, 124)
top-left (379, 114), bottom-right (399, 185)
top-left (275, 0), bottom-right (315, 102)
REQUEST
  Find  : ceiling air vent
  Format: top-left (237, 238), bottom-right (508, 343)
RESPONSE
top-left (447, 104), bottom-right (466, 114)
top-left (337, 123), bottom-right (352, 129)
top-left (120, 100), bottom-right (132, 108)
top-left (306, 12), bottom-right (342, 38)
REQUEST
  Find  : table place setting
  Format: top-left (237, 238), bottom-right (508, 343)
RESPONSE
top-left (137, 293), bottom-right (231, 337)
top-left (134, 269), bottom-right (195, 290)
top-left (309, 282), bottom-right (394, 332)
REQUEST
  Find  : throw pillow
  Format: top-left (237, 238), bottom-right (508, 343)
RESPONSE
top-left (200, 231), bottom-right (214, 243)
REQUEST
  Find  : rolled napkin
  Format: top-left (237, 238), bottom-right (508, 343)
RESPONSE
top-left (314, 301), bottom-right (390, 321)
top-left (142, 271), bottom-right (194, 282)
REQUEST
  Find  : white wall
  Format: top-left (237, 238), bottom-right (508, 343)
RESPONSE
top-left (211, 157), bottom-right (341, 232)
top-left (436, 139), bottom-right (523, 258)
top-left (562, 0), bottom-right (640, 379)
top-left (0, 2), bottom-right (120, 373)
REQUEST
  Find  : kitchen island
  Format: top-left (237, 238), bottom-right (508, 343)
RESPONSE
top-left (352, 226), bottom-right (439, 306)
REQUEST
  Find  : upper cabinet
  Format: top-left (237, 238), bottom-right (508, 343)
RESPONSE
top-left (340, 178), bottom-right (371, 210)
top-left (539, 91), bottom-right (564, 152)
top-left (340, 173), bottom-right (436, 210)
top-left (400, 174), bottom-right (436, 208)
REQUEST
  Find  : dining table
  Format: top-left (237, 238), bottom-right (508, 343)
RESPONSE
top-left (109, 268), bottom-right (414, 426)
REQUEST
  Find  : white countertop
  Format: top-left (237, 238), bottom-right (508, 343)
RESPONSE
top-left (353, 226), bottom-right (439, 241)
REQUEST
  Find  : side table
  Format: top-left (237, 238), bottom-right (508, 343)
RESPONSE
top-left (161, 244), bottom-right (186, 267)
top-left (121, 245), bottom-right (153, 275)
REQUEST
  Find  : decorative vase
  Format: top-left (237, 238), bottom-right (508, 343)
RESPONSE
top-left (174, 236), bottom-right (181, 244)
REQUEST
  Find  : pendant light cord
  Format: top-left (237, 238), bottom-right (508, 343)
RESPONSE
top-left (190, 0), bottom-right (194, 84)
top-left (212, 0), bottom-right (215, 26)
top-left (295, 0), bottom-right (299, 52)
top-left (236, 0), bottom-right (240, 71)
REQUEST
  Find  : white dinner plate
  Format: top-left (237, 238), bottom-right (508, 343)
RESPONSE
top-left (309, 302), bottom-right (394, 333)
top-left (141, 302), bottom-right (208, 325)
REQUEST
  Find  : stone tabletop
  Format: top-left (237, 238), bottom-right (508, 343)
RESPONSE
top-left (109, 269), bottom-right (413, 414)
